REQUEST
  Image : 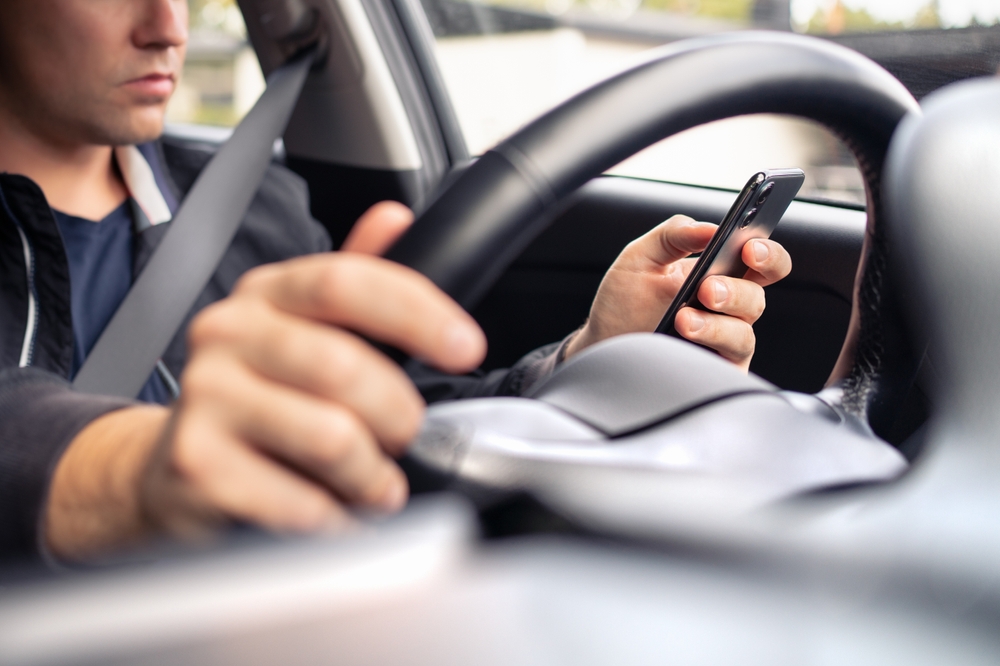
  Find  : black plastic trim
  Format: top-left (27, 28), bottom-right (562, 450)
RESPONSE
top-left (392, 0), bottom-right (471, 165)
top-left (359, 0), bottom-right (450, 199)
top-left (285, 156), bottom-right (421, 248)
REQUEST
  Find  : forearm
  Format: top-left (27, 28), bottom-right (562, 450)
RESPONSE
top-left (44, 405), bottom-right (169, 561)
top-left (406, 331), bottom-right (579, 404)
top-left (0, 368), bottom-right (136, 563)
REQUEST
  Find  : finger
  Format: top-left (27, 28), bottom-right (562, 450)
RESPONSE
top-left (616, 215), bottom-right (718, 272)
top-left (170, 404), bottom-right (351, 533)
top-left (741, 239), bottom-right (792, 287)
top-left (696, 276), bottom-right (766, 324)
top-left (191, 299), bottom-right (424, 450)
top-left (341, 201), bottom-right (414, 256)
top-left (661, 256), bottom-right (699, 298)
top-left (235, 254), bottom-right (486, 373)
top-left (210, 357), bottom-right (408, 510)
top-left (674, 307), bottom-right (755, 369)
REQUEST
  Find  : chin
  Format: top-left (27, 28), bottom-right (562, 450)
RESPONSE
top-left (89, 106), bottom-right (167, 146)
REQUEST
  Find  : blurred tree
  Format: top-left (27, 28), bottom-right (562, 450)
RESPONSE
top-left (913, 0), bottom-right (942, 29)
top-left (188, 0), bottom-right (246, 36)
top-left (804, 0), bottom-right (944, 35)
top-left (640, 0), bottom-right (753, 22)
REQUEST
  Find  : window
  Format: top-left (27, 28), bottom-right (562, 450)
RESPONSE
top-left (424, 0), bottom-right (1000, 205)
top-left (174, 0), bottom-right (1000, 205)
top-left (795, 0), bottom-right (1000, 34)
top-left (167, 1), bottom-right (264, 128)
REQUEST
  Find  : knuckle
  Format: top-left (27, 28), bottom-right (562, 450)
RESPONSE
top-left (169, 420), bottom-right (215, 482)
top-left (266, 319), bottom-right (305, 367)
top-left (743, 283), bottom-right (765, 319)
top-left (779, 254), bottom-right (793, 278)
top-left (179, 356), bottom-right (222, 399)
top-left (316, 335), bottom-right (366, 394)
top-left (740, 323), bottom-right (757, 356)
top-left (623, 236), bottom-right (643, 254)
top-left (187, 306), bottom-right (224, 348)
top-left (188, 300), bottom-right (243, 347)
top-left (658, 231), bottom-right (675, 256)
top-left (752, 288), bottom-right (767, 320)
top-left (363, 467), bottom-right (402, 506)
top-left (385, 398), bottom-right (424, 450)
top-left (314, 258), bottom-right (353, 310)
top-left (313, 409), bottom-right (367, 468)
top-left (764, 242), bottom-right (792, 273)
top-left (233, 263), bottom-right (280, 295)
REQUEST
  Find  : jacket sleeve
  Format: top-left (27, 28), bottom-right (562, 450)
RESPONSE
top-left (0, 368), bottom-right (132, 563)
top-left (406, 332), bottom-right (577, 403)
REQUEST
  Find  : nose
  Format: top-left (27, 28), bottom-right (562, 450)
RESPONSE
top-left (133, 0), bottom-right (189, 50)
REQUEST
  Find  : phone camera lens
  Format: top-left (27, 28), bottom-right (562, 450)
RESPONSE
top-left (740, 207), bottom-right (758, 229)
top-left (756, 182), bottom-right (774, 206)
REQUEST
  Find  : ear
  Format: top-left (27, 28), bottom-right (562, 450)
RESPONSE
top-left (340, 201), bottom-right (414, 256)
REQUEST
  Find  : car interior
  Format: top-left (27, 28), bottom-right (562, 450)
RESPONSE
top-left (242, 0), bottom-right (944, 449)
top-left (2, 0), bottom-right (1000, 663)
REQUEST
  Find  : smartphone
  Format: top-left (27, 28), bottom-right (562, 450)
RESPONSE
top-left (655, 168), bottom-right (804, 337)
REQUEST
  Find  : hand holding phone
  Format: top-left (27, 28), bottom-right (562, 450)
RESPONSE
top-left (656, 168), bottom-right (804, 337)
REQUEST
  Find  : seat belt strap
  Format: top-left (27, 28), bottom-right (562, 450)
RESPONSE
top-left (74, 48), bottom-right (316, 398)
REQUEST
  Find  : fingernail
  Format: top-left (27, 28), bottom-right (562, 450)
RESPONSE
top-left (381, 478), bottom-right (408, 512)
top-left (686, 310), bottom-right (706, 332)
top-left (712, 279), bottom-right (729, 305)
top-left (753, 240), bottom-right (769, 263)
top-left (444, 322), bottom-right (481, 360)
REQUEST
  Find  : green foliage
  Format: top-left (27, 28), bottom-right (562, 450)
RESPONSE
top-left (192, 103), bottom-right (239, 127)
top-left (640, 0), bottom-right (752, 21)
top-left (804, 0), bottom-right (941, 35)
top-left (188, 0), bottom-right (244, 35)
top-left (913, 1), bottom-right (942, 29)
top-left (484, 0), bottom-right (753, 21)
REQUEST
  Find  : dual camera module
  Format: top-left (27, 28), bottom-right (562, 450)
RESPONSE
top-left (739, 181), bottom-right (774, 228)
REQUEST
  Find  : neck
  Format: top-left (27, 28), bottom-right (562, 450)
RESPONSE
top-left (0, 107), bottom-right (128, 221)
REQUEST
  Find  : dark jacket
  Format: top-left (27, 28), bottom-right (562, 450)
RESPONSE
top-left (0, 137), bottom-right (561, 563)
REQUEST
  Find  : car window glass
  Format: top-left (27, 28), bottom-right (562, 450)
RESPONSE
top-left (167, 1), bottom-right (265, 128)
top-left (425, 0), bottom-right (1000, 205)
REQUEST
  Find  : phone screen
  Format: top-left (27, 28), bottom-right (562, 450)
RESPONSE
top-left (655, 168), bottom-right (804, 337)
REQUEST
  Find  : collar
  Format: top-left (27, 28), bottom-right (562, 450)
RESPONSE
top-left (114, 144), bottom-right (176, 231)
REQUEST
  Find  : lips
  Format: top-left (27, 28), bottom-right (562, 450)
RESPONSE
top-left (123, 73), bottom-right (176, 98)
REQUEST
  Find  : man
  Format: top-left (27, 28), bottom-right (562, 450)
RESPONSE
top-left (0, 0), bottom-right (792, 563)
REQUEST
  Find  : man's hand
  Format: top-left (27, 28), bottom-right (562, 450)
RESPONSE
top-left (564, 215), bottom-right (792, 371)
top-left (46, 202), bottom-right (485, 558)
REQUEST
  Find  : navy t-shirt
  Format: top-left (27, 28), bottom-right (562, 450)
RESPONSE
top-left (53, 202), bottom-right (172, 404)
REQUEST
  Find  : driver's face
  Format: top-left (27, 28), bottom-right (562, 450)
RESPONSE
top-left (0, 0), bottom-right (188, 147)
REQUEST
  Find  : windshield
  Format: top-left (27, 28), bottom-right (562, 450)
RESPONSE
top-left (424, 0), bottom-right (1000, 204)
top-left (167, 1), bottom-right (263, 128)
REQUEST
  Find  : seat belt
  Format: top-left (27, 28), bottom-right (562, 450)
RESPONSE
top-left (73, 48), bottom-right (316, 398)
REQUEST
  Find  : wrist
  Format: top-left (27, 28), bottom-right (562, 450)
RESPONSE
top-left (44, 405), bottom-right (170, 561)
top-left (563, 323), bottom-right (599, 360)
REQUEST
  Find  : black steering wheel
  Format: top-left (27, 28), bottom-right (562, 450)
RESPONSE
top-left (385, 31), bottom-right (920, 436)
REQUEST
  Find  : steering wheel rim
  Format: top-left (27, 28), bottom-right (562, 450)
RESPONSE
top-left (385, 31), bottom-right (921, 435)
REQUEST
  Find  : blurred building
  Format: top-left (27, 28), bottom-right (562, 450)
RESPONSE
top-left (166, 26), bottom-right (265, 127)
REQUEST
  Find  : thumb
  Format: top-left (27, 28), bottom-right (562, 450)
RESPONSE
top-left (617, 215), bottom-right (716, 271)
top-left (340, 201), bottom-right (414, 256)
